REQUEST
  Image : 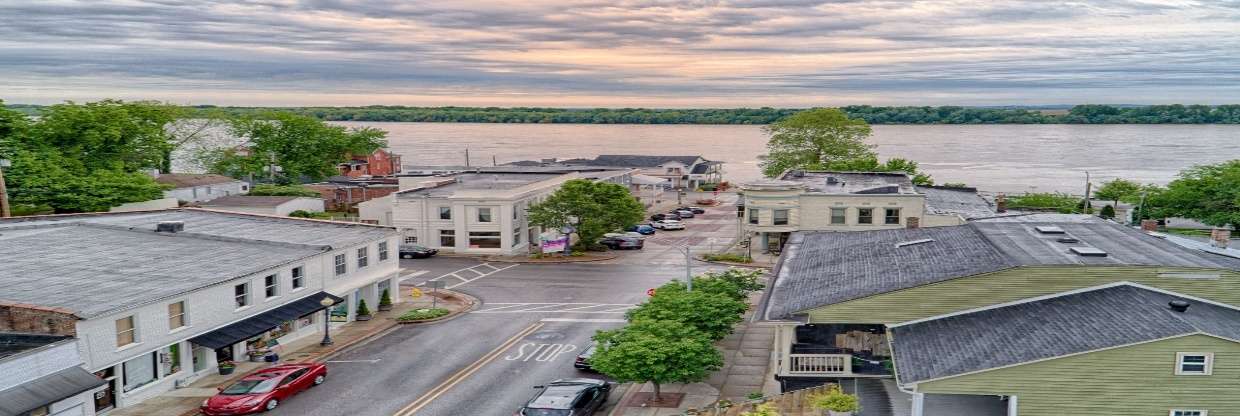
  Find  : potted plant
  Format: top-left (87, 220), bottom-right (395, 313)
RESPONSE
top-left (812, 385), bottom-right (859, 416)
top-left (217, 360), bottom-right (236, 375)
top-left (356, 299), bottom-right (373, 321)
top-left (378, 288), bottom-right (393, 311)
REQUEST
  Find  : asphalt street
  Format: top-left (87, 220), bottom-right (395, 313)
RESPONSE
top-left (269, 202), bottom-right (739, 416)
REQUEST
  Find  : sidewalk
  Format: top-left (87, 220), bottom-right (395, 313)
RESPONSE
top-left (109, 293), bottom-right (471, 416)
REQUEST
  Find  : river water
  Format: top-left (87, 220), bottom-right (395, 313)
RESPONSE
top-left (335, 122), bottom-right (1239, 193)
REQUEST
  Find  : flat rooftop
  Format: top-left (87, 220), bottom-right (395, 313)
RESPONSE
top-left (0, 333), bottom-right (70, 361)
top-left (777, 171), bottom-right (918, 194)
top-left (397, 172), bottom-right (565, 198)
top-left (917, 186), bottom-right (995, 218)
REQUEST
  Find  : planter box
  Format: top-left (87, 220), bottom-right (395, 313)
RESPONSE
top-left (378, 304), bottom-right (393, 311)
top-left (356, 314), bottom-right (373, 321)
top-left (218, 367), bottom-right (235, 375)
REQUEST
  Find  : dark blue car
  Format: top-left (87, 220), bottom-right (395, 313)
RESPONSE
top-left (627, 224), bottom-right (656, 235)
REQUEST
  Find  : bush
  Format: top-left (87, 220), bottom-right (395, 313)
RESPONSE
top-left (397, 308), bottom-right (450, 322)
top-left (741, 403), bottom-right (780, 416)
top-left (1100, 204), bottom-right (1116, 219)
top-left (1008, 192), bottom-right (1081, 212)
top-left (249, 184), bottom-right (321, 197)
top-left (570, 251), bottom-right (585, 257)
top-left (627, 282), bottom-right (748, 340)
top-left (379, 288), bottom-right (392, 307)
top-left (289, 210), bottom-right (330, 219)
top-left (812, 385), bottom-right (860, 413)
top-left (703, 253), bottom-right (753, 263)
top-left (355, 299), bottom-right (371, 316)
top-left (691, 268), bottom-right (765, 301)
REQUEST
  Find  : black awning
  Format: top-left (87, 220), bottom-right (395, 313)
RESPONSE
top-left (190, 292), bottom-right (343, 350)
top-left (0, 366), bottom-right (106, 416)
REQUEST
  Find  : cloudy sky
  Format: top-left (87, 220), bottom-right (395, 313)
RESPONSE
top-left (1, 0), bottom-right (1238, 107)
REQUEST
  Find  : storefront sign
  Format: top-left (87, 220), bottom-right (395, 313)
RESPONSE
top-left (541, 236), bottom-right (568, 252)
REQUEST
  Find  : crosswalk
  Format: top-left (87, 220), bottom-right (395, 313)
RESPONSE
top-left (408, 263), bottom-right (519, 290)
top-left (473, 303), bottom-right (637, 314)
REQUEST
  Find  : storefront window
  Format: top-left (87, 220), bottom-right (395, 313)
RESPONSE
top-left (440, 230), bottom-right (456, 247)
top-left (122, 352), bottom-right (158, 392)
top-left (162, 343), bottom-right (181, 375)
top-left (469, 231), bottom-right (502, 249)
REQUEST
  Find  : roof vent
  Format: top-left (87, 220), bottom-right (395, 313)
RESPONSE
top-left (1168, 300), bottom-right (1190, 313)
top-left (895, 238), bottom-right (935, 248)
top-left (155, 221), bottom-right (185, 233)
top-left (1035, 226), bottom-right (1066, 234)
top-left (1069, 246), bottom-right (1108, 257)
top-left (1056, 237), bottom-right (1080, 244)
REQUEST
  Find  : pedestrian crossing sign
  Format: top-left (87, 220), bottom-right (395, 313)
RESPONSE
top-left (411, 288), bottom-right (423, 298)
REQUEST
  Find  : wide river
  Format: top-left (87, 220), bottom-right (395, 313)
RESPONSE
top-left (334, 122), bottom-right (1240, 193)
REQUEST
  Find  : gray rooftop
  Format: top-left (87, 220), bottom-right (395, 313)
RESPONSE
top-left (200, 195), bottom-right (306, 207)
top-left (397, 172), bottom-right (564, 197)
top-left (588, 155), bottom-right (703, 167)
top-left (0, 210), bottom-right (395, 318)
top-left (760, 215), bottom-right (1240, 320)
top-left (778, 171), bottom-right (917, 194)
top-left (891, 284), bottom-right (1240, 384)
top-left (917, 186), bottom-right (995, 218)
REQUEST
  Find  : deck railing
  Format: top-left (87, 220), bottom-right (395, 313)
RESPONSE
top-left (784, 353), bottom-right (852, 376)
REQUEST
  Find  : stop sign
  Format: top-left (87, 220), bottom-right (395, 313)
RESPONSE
top-left (646, 288), bottom-right (656, 297)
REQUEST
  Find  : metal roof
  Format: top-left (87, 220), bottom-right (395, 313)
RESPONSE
top-left (759, 216), bottom-right (1240, 320)
top-left (199, 195), bottom-right (307, 207)
top-left (917, 186), bottom-right (995, 218)
top-left (890, 284), bottom-right (1240, 384)
top-left (397, 172), bottom-right (563, 197)
top-left (589, 155), bottom-right (703, 167)
top-left (0, 366), bottom-right (105, 416)
top-left (777, 171), bottom-right (917, 194)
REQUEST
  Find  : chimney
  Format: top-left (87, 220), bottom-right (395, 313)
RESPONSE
top-left (995, 193), bottom-right (1007, 213)
top-left (1211, 227), bottom-right (1232, 248)
top-left (906, 217), bottom-right (920, 229)
top-left (1140, 219), bottom-right (1158, 232)
top-left (156, 221), bottom-right (185, 233)
top-left (1168, 300), bottom-right (1190, 313)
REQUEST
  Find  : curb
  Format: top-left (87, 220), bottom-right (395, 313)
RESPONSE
top-left (481, 254), bottom-right (618, 264)
top-left (395, 290), bottom-right (481, 325)
top-left (607, 382), bottom-right (644, 416)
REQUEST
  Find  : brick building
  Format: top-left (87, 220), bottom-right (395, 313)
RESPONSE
top-left (339, 149), bottom-right (402, 178)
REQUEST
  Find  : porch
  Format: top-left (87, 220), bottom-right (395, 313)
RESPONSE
top-left (774, 323), bottom-right (893, 386)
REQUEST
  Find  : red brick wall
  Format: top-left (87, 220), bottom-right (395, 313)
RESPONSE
top-left (306, 185), bottom-right (400, 211)
top-left (339, 149), bottom-right (401, 178)
top-left (0, 304), bottom-right (78, 336)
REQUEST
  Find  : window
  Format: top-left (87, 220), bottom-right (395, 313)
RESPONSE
top-left (884, 208), bottom-right (902, 225)
top-left (748, 208), bottom-right (759, 225)
top-left (264, 274), bottom-right (279, 298)
top-left (439, 206), bottom-right (452, 220)
top-left (116, 316), bottom-right (137, 347)
top-left (440, 230), bottom-right (456, 247)
top-left (1176, 353), bottom-right (1213, 375)
top-left (357, 247), bottom-right (369, 268)
top-left (1172, 411), bottom-right (1207, 416)
top-left (773, 209), bottom-right (789, 226)
top-left (858, 208), bottom-right (874, 224)
top-left (477, 207), bottom-right (492, 223)
top-left (24, 406), bottom-right (49, 416)
top-left (168, 302), bottom-right (187, 330)
top-left (291, 266), bottom-right (304, 289)
top-left (830, 208), bottom-right (847, 225)
top-left (334, 254), bottom-right (347, 275)
top-left (469, 231), bottom-right (502, 249)
top-left (379, 241), bottom-right (389, 261)
top-left (404, 236), bottom-right (417, 244)
top-left (235, 283), bottom-right (250, 308)
top-left (513, 227), bottom-right (522, 246)
top-left (122, 352), bottom-right (157, 392)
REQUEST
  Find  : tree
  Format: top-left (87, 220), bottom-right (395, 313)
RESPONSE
top-left (526, 179), bottom-right (645, 250)
top-left (1094, 178), bottom-right (1143, 207)
top-left (689, 268), bottom-right (766, 301)
top-left (760, 108), bottom-right (873, 177)
top-left (626, 280), bottom-right (748, 340)
top-left (249, 184), bottom-right (321, 197)
top-left (1149, 160), bottom-right (1240, 227)
top-left (590, 320), bottom-right (723, 400)
top-left (207, 112), bottom-right (387, 183)
top-left (759, 108), bottom-right (934, 184)
top-left (3, 150), bottom-right (166, 213)
top-left (1099, 204), bottom-right (1116, 219)
top-left (22, 100), bottom-right (182, 172)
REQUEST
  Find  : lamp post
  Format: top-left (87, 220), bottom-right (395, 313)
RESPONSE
top-left (319, 297), bottom-right (335, 346)
top-left (0, 158), bottom-right (10, 218)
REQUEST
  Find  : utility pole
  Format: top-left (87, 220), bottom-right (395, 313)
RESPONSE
top-left (465, 148), bottom-right (471, 167)
top-left (1083, 171), bottom-right (1092, 214)
top-left (268, 151), bottom-right (277, 182)
top-left (1136, 191), bottom-right (1148, 225)
top-left (492, 155), bottom-right (497, 167)
top-left (682, 246), bottom-right (693, 291)
top-left (0, 158), bottom-right (11, 218)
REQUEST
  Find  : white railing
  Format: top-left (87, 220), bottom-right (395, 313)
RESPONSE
top-left (785, 353), bottom-right (852, 376)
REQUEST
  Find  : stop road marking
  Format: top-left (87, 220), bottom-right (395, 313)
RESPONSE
top-left (503, 342), bottom-right (579, 362)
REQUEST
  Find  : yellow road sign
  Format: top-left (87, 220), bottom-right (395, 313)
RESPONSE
top-left (410, 288), bottom-right (423, 298)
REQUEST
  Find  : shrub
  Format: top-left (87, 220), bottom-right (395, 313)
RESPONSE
top-left (570, 251), bottom-right (585, 257)
top-left (1100, 204), bottom-right (1116, 219)
top-left (812, 385), bottom-right (860, 413)
top-left (249, 184), bottom-right (320, 197)
top-left (379, 288), bottom-right (392, 307)
top-left (690, 268), bottom-right (765, 301)
top-left (627, 282), bottom-right (748, 340)
top-left (1008, 192), bottom-right (1080, 212)
top-left (703, 253), bottom-right (753, 263)
top-left (356, 299), bottom-right (371, 316)
top-left (288, 210), bottom-right (330, 219)
top-left (397, 308), bottom-right (450, 322)
top-left (741, 403), bottom-right (780, 416)
top-left (746, 392), bottom-right (766, 401)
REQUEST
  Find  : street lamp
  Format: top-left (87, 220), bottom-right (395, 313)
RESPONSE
top-left (319, 297), bottom-right (335, 346)
top-left (0, 158), bottom-right (10, 218)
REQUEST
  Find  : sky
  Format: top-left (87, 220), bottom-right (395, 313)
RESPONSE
top-left (1, 0), bottom-right (1239, 107)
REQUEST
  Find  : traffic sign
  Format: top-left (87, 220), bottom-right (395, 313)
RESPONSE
top-left (410, 288), bottom-right (423, 298)
top-left (646, 288), bottom-right (656, 297)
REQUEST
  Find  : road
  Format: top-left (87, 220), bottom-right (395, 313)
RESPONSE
top-left (269, 201), bottom-right (740, 416)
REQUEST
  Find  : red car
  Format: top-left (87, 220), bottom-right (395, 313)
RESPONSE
top-left (201, 363), bottom-right (327, 415)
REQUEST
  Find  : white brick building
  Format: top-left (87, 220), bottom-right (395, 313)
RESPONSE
top-left (0, 209), bottom-right (400, 413)
top-left (0, 336), bottom-right (104, 416)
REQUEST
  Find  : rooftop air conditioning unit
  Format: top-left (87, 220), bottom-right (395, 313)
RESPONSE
top-left (155, 221), bottom-right (185, 233)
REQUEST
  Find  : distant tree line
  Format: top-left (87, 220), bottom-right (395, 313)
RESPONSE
top-left (10, 103), bottom-right (1240, 124)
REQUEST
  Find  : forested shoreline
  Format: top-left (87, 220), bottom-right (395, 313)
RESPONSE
top-left (8, 103), bottom-right (1240, 124)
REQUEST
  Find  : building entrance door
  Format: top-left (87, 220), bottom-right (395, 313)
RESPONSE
top-left (92, 368), bottom-right (116, 413)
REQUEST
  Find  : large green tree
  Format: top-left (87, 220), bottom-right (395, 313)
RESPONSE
top-left (590, 319), bottom-right (723, 400)
top-left (206, 112), bottom-right (387, 183)
top-left (1149, 160), bottom-right (1240, 227)
top-left (1094, 178), bottom-right (1144, 207)
top-left (526, 179), bottom-right (645, 250)
top-left (626, 280), bottom-right (748, 340)
top-left (760, 108), bottom-right (934, 184)
top-left (23, 100), bottom-right (184, 172)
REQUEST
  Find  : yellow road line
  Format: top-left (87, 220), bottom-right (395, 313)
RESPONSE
top-left (393, 322), bottom-right (545, 416)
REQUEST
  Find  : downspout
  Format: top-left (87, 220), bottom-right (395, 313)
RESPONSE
top-left (887, 327), bottom-right (924, 416)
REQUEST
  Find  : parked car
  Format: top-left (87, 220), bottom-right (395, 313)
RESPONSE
top-left (201, 363), bottom-right (327, 415)
top-left (650, 213), bottom-right (670, 221)
top-left (626, 224), bottom-right (656, 235)
top-left (600, 236), bottom-right (644, 250)
top-left (686, 206), bottom-right (706, 214)
top-left (651, 219), bottom-right (685, 230)
top-left (574, 344), bottom-right (597, 371)
top-left (664, 211), bottom-right (686, 219)
top-left (399, 244), bottom-right (438, 259)
top-left (674, 209), bottom-right (695, 218)
top-left (517, 378), bottom-right (611, 416)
